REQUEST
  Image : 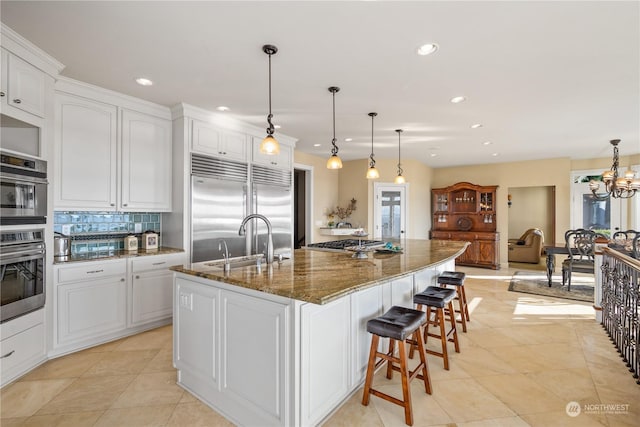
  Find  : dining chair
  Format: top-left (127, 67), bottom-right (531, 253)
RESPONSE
top-left (562, 229), bottom-right (600, 291)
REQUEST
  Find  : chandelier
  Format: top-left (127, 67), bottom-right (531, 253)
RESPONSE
top-left (589, 139), bottom-right (640, 199)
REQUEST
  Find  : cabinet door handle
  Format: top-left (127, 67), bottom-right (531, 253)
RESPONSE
top-left (13, 98), bottom-right (21, 104)
top-left (135, 275), bottom-right (140, 279)
top-left (1, 350), bottom-right (15, 359)
top-left (120, 278), bottom-right (125, 282)
top-left (87, 269), bottom-right (104, 274)
top-left (0, 91), bottom-right (5, 97)
top-left (152, 261), bottom-right (166, 266)
top-left (110, 203), bottom-right (115, 207)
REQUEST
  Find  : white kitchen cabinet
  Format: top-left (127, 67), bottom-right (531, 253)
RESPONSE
top-left (121, 109), bottom-right (172, 211)
top-left (301, 297), bottom-right (351, 426)
top-left (0, 309), bottom-right (46, 387)
top-left (0, 47), bottom-right (46, 119)
top-left (54, 89), bottom-right (172, 212)
top-left (54, 259), bottom-right (127, 350)
top-left (174, 277), bottom-right (220, 393)
top-left (54, 92), bottom-right (118, 209)
top-left (251, 136), bottom-right (292, 170)
top-left (349, 286), bottom-right (384, 387)
top-left (191, 119), bottom-right (248, 162)
top-left (130, 252), bottom-right (185, 327)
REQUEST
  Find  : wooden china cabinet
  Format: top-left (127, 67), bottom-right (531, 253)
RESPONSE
top-left (431, 182), bottom-right (500, 269)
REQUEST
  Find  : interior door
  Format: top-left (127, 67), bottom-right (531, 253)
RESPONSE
top-left (373, 183), bottom-right (407, 240)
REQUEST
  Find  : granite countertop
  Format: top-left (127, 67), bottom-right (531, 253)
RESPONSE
top-left (171, 239), bottom-right (468, 305)
top-left (53, 246), bottom-right (185, 264)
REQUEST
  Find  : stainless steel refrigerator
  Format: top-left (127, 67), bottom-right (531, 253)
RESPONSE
top-left (191, 153), bottom-right (292, 263)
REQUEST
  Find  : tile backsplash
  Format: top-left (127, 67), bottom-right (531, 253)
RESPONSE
top-left (54, 211), bottom-right (161, 254)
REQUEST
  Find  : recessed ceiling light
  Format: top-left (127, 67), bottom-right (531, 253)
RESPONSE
top-left (344, 138), bottom-right (353, 142)
top-left (313, 144), bottom-right (321, 147)
top-left (416, 43), bottom-right (439, 56)
top-left (135, 77), bottom-right (153, 86)
top-left (482, 141), bottom-right (492, 146)
top-left (450, 96), bottom-right (466, 104)
top-left (471, 123), bottom-right (483, 129)
top-left (430, 153), bottom-right (437, 157)
top-left (492, 153), bottom-right (499, 157)
top-left (274, 125), bottom-right (281, 129)
top-left (216, 106), bottom-right (230, 112)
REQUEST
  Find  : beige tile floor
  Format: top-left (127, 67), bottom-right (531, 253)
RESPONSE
top-left (2, 265), bottom-right (639, 426)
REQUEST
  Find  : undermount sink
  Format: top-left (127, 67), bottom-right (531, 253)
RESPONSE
top-left (205, 254), bottom-right (265, 269)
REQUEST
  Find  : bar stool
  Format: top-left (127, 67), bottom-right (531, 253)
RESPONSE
top-left (438, 271), bottom-right (469, 332)
top-left (411, 286), bottom-right (460, 370)
top-left (362, 306), bottom-right (432, 426)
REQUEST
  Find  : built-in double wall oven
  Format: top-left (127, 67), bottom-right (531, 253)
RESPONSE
top-left (0, 151), bottom-right (48, 323)
top-left (0, 229), bottom-right (45, 323)
top-left (0, 151), bottom-right (47, 226)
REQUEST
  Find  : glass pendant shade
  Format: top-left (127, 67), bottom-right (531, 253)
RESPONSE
top-left (260, 44), bottom-right (280, 155)
top-left (260, 135), bottom-right (280, 155)
top-left (326, 154), bottom-right (343, 169)
top-left (394, 174), bottom-right (406, 184)
top-left (366, 166), bottom-right (380, 179)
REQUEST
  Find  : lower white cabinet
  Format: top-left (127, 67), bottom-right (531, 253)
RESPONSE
top-left (130, 253), bottom-right (186, 327)
top-left (55, 259), bottom-right (127, 348)
top-left (53, 252), bottom-right (185, 355)
top-left (0, 309), bottom-right (46, 387)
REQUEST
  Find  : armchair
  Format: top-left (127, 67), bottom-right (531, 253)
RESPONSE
top-left (508, 228), bottom-right (544, 264)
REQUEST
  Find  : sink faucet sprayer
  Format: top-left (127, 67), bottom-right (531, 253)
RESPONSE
top-left (238, 214), bottom-right (274, 264)
top-left (218, 240), bottom-right (230, 272)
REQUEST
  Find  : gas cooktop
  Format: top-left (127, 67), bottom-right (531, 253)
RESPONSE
top-left (305, 239), bottom-right (384, 251)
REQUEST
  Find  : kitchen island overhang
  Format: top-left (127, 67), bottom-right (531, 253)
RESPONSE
top-left (171, 239), bottom-right (468, 426)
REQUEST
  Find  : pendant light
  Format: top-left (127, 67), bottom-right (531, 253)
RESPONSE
top-left (394, 129), bottom-right (406, 184)
top-left (326, 87), bottom-right (343, 169)
top-left (259, 44), bottom-right (280, 155)
top-left (366, 112), bottom-right (380, 179)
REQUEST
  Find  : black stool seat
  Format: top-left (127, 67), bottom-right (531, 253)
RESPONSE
top-left (438, 271), bottom-right (466, 286)
top-left (413, 286), bottom-right (456, 308)
top-left (366, 306), bottom-right (427, 341)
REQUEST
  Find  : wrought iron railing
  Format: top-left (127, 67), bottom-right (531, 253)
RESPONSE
top-left (600, 247), bottom-right (640, 385)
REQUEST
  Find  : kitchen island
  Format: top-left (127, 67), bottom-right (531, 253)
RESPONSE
top-left (171, 239), bottom-right (468, 426)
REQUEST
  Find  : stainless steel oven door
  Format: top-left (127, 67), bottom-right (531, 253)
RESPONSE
top-left (0, 241), bottom-right (45, 323)
top-left (0, 172), bottom-right (47, 225)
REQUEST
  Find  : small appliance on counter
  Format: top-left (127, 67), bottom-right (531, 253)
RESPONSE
top-left (141, 231), bottom-right (158, 250)
top-left (124, 235), bottom-right (138, 251)
top-left (53, 232), bottom-right (71, 259)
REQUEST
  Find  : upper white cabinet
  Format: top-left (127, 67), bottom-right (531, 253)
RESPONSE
top-left (1, 47), bottom-right (46, 119)
top-left (55, 93), bottom-right (118, 209)
top-left (121, 109), bottom-right (172, 210)
top-left (251, 136), bottom-right (292, 170)
top-left (191, 119), bottom-right (248, 162)
top-left (54, 80), bottom-right (172, 212)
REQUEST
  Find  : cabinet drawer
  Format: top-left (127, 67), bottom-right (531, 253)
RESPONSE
top-left (1, 323), bottom-right (45, 377)
top-left (131, 253), bottom-right (186, 273)
top-left (56, 259), bottom-right (126, 283)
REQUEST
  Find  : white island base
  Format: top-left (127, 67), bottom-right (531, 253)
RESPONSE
top-left (173, 259), bottom-right (454, 426)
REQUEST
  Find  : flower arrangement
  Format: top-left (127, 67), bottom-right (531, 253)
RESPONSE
top-left (329, 198), bottom-right (357, 220)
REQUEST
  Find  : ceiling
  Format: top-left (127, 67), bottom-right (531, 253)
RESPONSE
top-left (2, 1), bottom-right (638, 168)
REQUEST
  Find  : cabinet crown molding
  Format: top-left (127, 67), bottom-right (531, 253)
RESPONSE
top-left (1, 23), bottom-right (65, 76)
top-left (171, 102), bottom-right (297, 148)
top-left (55, 76), bottom-right (172, 120)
